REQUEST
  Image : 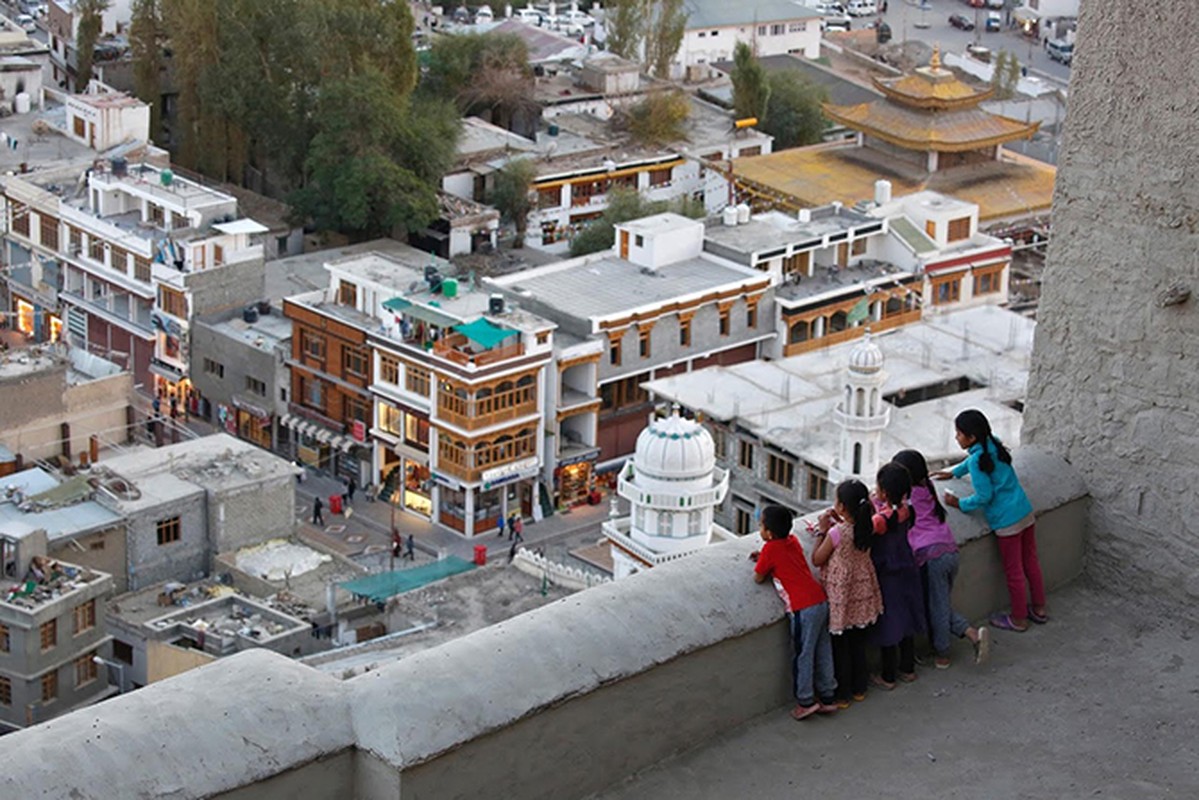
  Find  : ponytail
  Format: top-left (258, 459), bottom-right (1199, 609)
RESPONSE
top-left (892, 449), bottom-right (945, 523)
top-left (954, 409), bottom-right (1010, 475)
top-left (835, 479), bottom-right (874, 551)
top-left (875, 462), bottom-right (913, 534)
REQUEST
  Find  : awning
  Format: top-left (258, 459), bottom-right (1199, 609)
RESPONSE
top-left (213, 218), bottom-right (270, 235)
top-left (453, 318), bottom-right (518, 349)
top-left (383, 297), bottom-right (460, 328)
top-left (1013, 6), bottom-right (1040, 22)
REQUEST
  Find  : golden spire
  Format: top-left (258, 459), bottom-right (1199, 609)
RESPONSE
top-left (930, 45), bottom-right (941, 70)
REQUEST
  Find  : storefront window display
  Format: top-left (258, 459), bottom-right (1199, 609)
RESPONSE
top-left (404, 462), bottom-right (432, 516)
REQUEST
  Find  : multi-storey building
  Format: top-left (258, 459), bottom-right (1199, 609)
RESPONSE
top-left (282, 249), bottom-right (556, 536)
top-left (1, 151), bottom-right (266, 403)
top-left (488, 213), bottom-right (775, 506)
top-left (0, 527), bottom-right (115, 733)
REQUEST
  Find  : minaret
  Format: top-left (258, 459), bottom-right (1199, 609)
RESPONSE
top-left (832, 333), bottom-right (890, 484)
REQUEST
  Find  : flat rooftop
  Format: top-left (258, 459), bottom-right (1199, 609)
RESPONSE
top-left (703, 206), bottom-right (880, 258)
top-left (492, 252), bottom-right (764, 324)
top-left (644, 305), bottom-right (1033, 466)
top-left (207, 310), bottom-right (292, 350)
top-left (263, 238), bottom-right (420, 303)
top-left (0, 469), bottom-right (123, 542)
top-left (1, 558), bottom-right (110, 612)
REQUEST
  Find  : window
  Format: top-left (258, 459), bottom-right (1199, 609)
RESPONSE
top-left (405, 364), bottom-right (430, 396)
top-left (156, 516), bottom-right (181, 546)
top-left (379, 354), bottom-right (399, 385)
top-left (303, 377), bottom-right (324, 408)
top-left (933, 277), bottom-right (962, 305)
top-left (379, 403), bottom-right (402, 436)
top-left (110, 248), bottom-right (129, 275)
top-left (0, 676), bottom-right (10, 707)
top-left (203, 358), bottom-right (224, 379)
top-left (679, 317), bottom-right (691, 347)
top-left (808, 470), bottom-right (829, 502)
top-left (947, 216), bottom-right (971, 242)
top-left (134, 256), bottom-right (152, 283)
top-left (68, 225), bottom-right (82, 255)
top-left (75, 652), bottom-right (98, 687)
top-left (738, 146), bottom-right (762, 157)
top-left (538, 187), bottom-right (561, 209)
top-left (113, 639), bottom-right (134, 665)
top-left (73, 115), bottom-right (85, 137)
top-left (245, 376), bottom-right (267, 397)
top-left (649, 167), bottom-right (671, 187)
top-left (767, 454), bottom-right (795, 489)
top-left (343, 346), bottom-right (368, 378)
top-left (40, 619), bottom-right (57, 651)
top-left (712, 426), bottom-right (727, 459)
top-left (634, 234), bottom-right (644, 247)
top-left (719, 307), bottom-right (731, 336)
top-left (405, 414), bottom-right (430, 448)
top-left (746, 303), bottom-right (758, 329)
top-left (301, 330), bottom-right (326, 363)
top-left (770, 23), bottom-right (785, 35)
top-left (739, 440), bottom-right (755, 470)
top-left (734, 503), bottom-right (754, 536)
top-left (789, 22), bottom-right (807, 32)
top-left (345, 395), bottom-right (370, 426)
top-left (0, 623), bottom-right (8, 652)
top-left (600, 373), bottom-right (649, 413)
top-left (757, 24), bottom-right (767, 35)
top-left (925, 219), bottom-right (937, 239)
top-left (609, 337), bottom-right (622, 366)
top-left (73, 600), bottom-right (96, 635)
top-left (158, 286), bottom-right (187, 318)
top-left (41, 670), bottom-right (57, 703)
top-left (338, 280), bottom-right (357, 307)
top-left (536, 331), bottom-right (550, 345)
top-left (39, 213), bottom-right (59, 251)
top-left (11, 201), bottom-right (29, 236)
top-left (638, 328), bottom-right (651, 358)
top-left (974, 269), bottom-right (1002, 295)
top-left (852, 238), bottom-right (867, 256)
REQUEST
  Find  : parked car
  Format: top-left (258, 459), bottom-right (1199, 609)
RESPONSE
top-left (15, 12), bottom-right (35, 32)
top-left (1046, 38), bottom-right (1073, 65)
top-left (985, 11), bottom-right (1001, 31)
top-left (986, 0), bottom-right (1004, 7)
top-left (949, 13), bottom-right (974, 31)
top-left (473, 5), bottom-right (494, 23)
top-left (513, 7), bottom-right (542, 25)
top-left (560, 8), bottom-right (594, 27)
top-left (847, 0), bottom-right (877, 16)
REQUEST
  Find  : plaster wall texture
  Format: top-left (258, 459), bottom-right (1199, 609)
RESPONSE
top-left (1022, 0), bottom-right (1199, 609)
top-left (0, 449), bottom-right (1086, 799)
top-left (184, 257), bottom-right (267, 317)
top-left (207, 475), bottom-right (296, 556)
top-left (48, 526), bottom-right (129, 593)
top-left (123, 490), bottom-right (207, 591)
top-left (189, 319), bottom-right (284, 414)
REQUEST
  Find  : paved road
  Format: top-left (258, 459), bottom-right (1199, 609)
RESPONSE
top-left (879, 0), bottom-right (1072, 86)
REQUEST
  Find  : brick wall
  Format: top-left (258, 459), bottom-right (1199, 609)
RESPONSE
top-left (1022, 0), bottom-right (1199, 607)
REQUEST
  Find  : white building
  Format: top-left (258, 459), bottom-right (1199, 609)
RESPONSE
top-left (829, 335), bottom-right (890, 484)
top-left (63, 80), bottom-right (149, 151)
top-left (677, 0), bottom-right (823, 81)
top-left (603, 408), bottom-right (733, 578)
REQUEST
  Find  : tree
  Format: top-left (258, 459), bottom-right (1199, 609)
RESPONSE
top-left (74, 0), bottom-right (109, 90)
top-left (569, 188), bottom-right (705, 257)
top-left (129, 0), bottom-right (163, 139)
top-left (421, 33), bottom-right (536, 133)
top-left (624, 90), bottom-right (690, 147)
top-left (991, 50), bottom-right (1020, 100)
top-left (644, 0), bottom-right (685, 79)
top-left (730, 42), bottom-right (770, 122)
top-left (760, 72), bottom-right (828, 149)
top-left (488, 159), bottom-right (538, 248)
top-left (288, 68), bottom-right (459, 239)
top-left (605, 0), bottom-right (645, 62)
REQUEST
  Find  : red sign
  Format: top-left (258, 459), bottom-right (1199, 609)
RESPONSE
top-left (352, 420), bottom-right (366, 442)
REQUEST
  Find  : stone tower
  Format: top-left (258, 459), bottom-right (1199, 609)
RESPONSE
top-left (603, 408), bottom-right (731, 579)
top-left (831, 333), bottom-right (890, 484)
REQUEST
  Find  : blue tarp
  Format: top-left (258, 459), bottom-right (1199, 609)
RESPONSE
top-left (340, 556), bottom-right (476, 603)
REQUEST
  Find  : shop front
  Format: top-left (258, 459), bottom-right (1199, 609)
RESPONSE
top-left (379, 447), bottom-right (433, 519)
top-left (431, 457), bottom-right (540, 537)
top-left (555, 448), bottom-right (601, 507)
top-left (10, 294), bottom-right (61, 343)
top-left (232, 396), bottom-right (273, 450)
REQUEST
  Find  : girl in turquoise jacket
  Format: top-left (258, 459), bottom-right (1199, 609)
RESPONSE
top-left (934, 409), bottom-right (1047, 632)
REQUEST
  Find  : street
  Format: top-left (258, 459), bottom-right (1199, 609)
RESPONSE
top-left (879, 0), bottom-right (1071, 86)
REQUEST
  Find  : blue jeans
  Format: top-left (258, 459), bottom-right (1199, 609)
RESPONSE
top-left (790, 602), bottom-right (836, 706)
top-left (923, 552), bottom-right (970, 655)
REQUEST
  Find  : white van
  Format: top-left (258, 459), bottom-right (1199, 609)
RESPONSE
top-left (474, 5), bottom-right (494, 23)
top-left (847, 0), bottom-right (877, 17)
top-left (514, 7), bottom-right (542, 25)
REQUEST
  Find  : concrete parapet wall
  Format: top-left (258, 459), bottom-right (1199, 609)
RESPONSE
top-left (0, 449), bottom-right (1087, 800)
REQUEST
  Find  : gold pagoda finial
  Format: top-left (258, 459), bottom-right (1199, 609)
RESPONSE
top-left (930, 45), bottom-right (941, 70)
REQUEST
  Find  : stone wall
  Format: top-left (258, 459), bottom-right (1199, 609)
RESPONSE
top-left (1022, 0), bottom-right (1199, 609)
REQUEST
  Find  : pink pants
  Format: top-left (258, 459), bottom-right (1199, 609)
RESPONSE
top-left (997, 524), bottom-right (1046, 621)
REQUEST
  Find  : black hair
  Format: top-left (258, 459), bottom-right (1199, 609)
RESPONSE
top-left (893, 449), bottom-right (946, 523)
top-left (875, 462), bottom-right (913, 534)
top-left (954, 409), bottom-right (1012, 475)
top-left (760, 504), bottom-right (794, 540)
top-left (835, 479), bottom-right (873, 551)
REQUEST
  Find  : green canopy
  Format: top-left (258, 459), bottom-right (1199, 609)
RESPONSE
top-left (453, 318), bottom-right (519, 349)
top-left (383, 297), bottom-right (460, 328)
top-left (340, 556), bottom-right (476, 603)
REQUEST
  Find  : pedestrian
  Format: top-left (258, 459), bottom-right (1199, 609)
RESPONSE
top-left (346, 476), bottom-right (357, 504)
top-left (312, 496), bottom-right (324, 526)
top-left (810, 478), bottom-right (883, 707)
top-left (892, 449), bottom-right (989, 668)
top-left (934, 409), bottom-right (1046, 632)
top-left (507, 512), bottom-right (516, 541)
top-left (868, 463), bottom-right (926, 689)
top-left (512, 514), bottom-right (524, 543)
top-left (881, 0), bottom-right (887, 13)
top-left (169, 396), bottom-right (178, 420)
top-left (391, 528), bottom-right (402, 559)
top-left (751, 504), bottom-right (838, 721)
top-left (508, 540), bottom-right (518, 563)
top-left (152, 396), bottom-right (161, 415)
top-left (145, 412), bottom-right (155, 440)
top-left (405, 533), bottom-right (415, 561)
top-left (496, 514), bottom-right (505, 538)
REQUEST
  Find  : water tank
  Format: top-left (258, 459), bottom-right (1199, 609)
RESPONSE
top-left (243, 305), bottom-right (259, 324)
top-left (256, 300), bottom-right (271, 315)
top-left (736, 203), bottom-right (750, 224)
top-left (442, 277), bottom-right (459, 298)
top-left (14, 92), bottom-right (30, 115)
top-left (874, 179), bottom-right (892, 205)
top-left (111, 156), bottom-right (128, 178)
top-left (798, 208), bottom-right (811, 223)
top-left (722, 206), bottom-right (738, 227)
top-left (489, 293), bottom-right (505, 315)
top-left (160, 168), bottom-right (174, 187)
top-left (548, 123), bottom-right (559, 137)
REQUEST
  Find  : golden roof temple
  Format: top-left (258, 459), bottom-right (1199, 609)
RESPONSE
top-left (733, 51), bottom-right (1056, 223)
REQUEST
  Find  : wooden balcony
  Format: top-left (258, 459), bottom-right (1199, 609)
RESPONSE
top-left (783, 309), bottom-right (921, 358)
top-left (433, 333), bottom-right (524, 368)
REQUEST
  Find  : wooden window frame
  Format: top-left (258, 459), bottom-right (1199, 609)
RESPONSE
top-left (718, 307), bottom-right (731, 336)
top-left (947, 216), bottom-right (971, 243)
top-left (767, 453), bottom-right (795, 489)
top-left (301, 330), bottom-right (326, 364)
top-left (0, 675), bottom-right (10, 707)
top-left (338, 280), bottom-right (358, 307)
top-left (738, 440), bottom-right (754, 470)
top-left (40, 619), bottom-right (57, 652)
top-left (379, 354), bottom-right (400, 385)
top-left (245, 376), bottom-right (267, 397)
top-left (679, 317), bottom-right (691, 347)
top-left (41, 670), bottom-right (58, 703)
top-left (75, 652), bottom-right (98, 688)
top-left (343, 346), bottom-right (368, 379)
top-left (609, 337), bottom-right (622, 366)
top-left (405, 363), bottom-right (430, 396)
top-left (73, 599), bottom-right (96, 635)
top-left (156, 515), bottom-right (181, 546)
top-left (158, 285), bottom-right (187, 319)
top-left (932, 276), bottom-right (962, 306)
top-left (638, 328), bottom-right (651, 358)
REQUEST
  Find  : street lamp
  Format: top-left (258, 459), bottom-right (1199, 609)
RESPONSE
top-left (94, 655), bottom-right (126, 694)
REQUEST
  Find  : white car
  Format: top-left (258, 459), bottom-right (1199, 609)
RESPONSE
top-left (846, 0), bottom-right (877, 16)
top-left (474, 5), bottom-right (494, 22)
top-left (15, 13), bottom-right (35, 32)
top-left (559, 8), bottom-right (594, 27)
top-left (513, 7), bottom-right (542, 25)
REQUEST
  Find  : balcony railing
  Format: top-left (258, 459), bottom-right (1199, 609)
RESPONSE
top-left (433, 333), bottom-right (524, 368)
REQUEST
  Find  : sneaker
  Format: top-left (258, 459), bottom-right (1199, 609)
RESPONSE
top-left (836, 698), bottom-right (851, 709)
top-left (974, 626), bottom-right (991, 665)
top-left (934, 657), bottom-right (951, 670)
top-left (816, 703), bottom-right (840, 714)
top-left (790, 703), bottom-right (820, 721)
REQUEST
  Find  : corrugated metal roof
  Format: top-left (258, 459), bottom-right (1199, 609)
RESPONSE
top-left (685, 0), bottom-right (821, 29)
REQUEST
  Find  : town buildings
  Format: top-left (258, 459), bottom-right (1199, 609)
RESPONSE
top-left (678, 0), bottom-right (822, 80)
top-left (47, 0), bottom-right (133, 92)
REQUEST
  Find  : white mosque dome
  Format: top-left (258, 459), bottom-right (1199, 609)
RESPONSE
top-left (848, 333), bottom-right (884, 374)
top-left (633, 410), bottom-right (715, 480)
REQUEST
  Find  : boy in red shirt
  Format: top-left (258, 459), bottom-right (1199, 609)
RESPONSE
top-left (752, 505), bottom-right (839, 720)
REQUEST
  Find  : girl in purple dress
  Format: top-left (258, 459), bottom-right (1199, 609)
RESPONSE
top-left (869, 462), bottom-right (926, 689)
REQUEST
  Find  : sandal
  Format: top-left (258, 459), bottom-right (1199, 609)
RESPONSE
top-left (870, 674), bottom-right (896, 691)
top-left (973, 627), bottom-right (991, 665)
top-left (1028, 609), bottom-right (1049, 624)
top-left (989, 613), bottom-right (1028, 633)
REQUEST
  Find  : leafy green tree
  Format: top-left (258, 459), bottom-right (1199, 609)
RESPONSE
top-left (644, 0), bottom-right (686, 79)
top-left (760, 72), bottom-right (828, 149)
top-left (569, 188), bottom-right (705, 257)
top-left (129, 0), bottom-right (163, 138)
top-left (730, 42), bottom-right (770, 122)
top-left (288, 69), bottom-right (459, 239)
top-left (421, 33), bottom-right (534, 132)
top-left (625, 90), bottom-right (691, 147)
top-left (488, 158), bottom-right (538, 248)
top-left (991, 50), bottom-right (1021, 100)
top-left (605, 0), bottom-right (645, 62)
top-left (74, 0), bottom-right (110, 90)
